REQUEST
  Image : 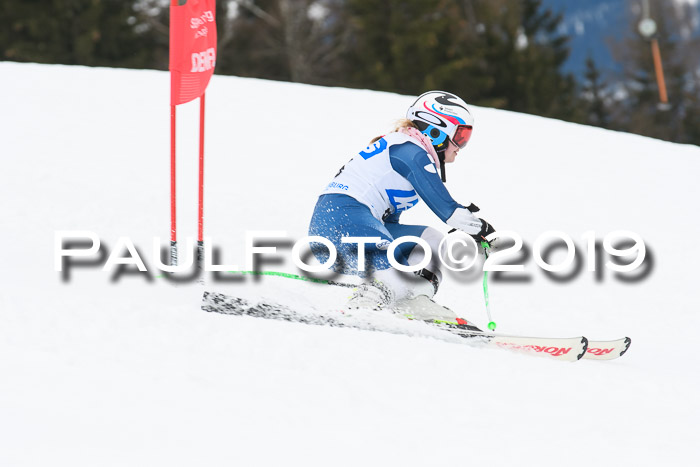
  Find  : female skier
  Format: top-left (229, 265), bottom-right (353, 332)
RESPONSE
top-left (308, 91), bottom-right (496, 324)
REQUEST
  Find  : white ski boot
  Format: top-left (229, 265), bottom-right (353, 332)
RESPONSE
top-left (394, 295), bottom-right (483, 332)
top-left (345, 280), bottom-right (394, 310)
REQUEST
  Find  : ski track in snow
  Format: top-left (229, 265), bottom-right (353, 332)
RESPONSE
top-left (1, 62), bottom-right (700, 467)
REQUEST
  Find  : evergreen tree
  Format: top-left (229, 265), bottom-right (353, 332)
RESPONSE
top-left (581, 55), bottom-right (610, 129)
top-left (1, 0), bottom-right (164, 69)
top-left (339, 0), bottom-right (576, 119)
top-left (472, 0), bottom-right (576, 119)
top-left (340, 0), bottom-right (464, 94)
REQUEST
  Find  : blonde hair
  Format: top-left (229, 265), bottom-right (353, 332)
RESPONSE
top-left (369, 118), bottom-right (418, 144)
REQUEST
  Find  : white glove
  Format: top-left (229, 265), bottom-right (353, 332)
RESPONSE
top-left (446, 207), bottom-right (483, 235)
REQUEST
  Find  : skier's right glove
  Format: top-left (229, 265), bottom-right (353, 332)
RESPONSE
top-left (446, 207), bottom-right (496, 245)
top-left (471, 218), bottom-right (496, 246)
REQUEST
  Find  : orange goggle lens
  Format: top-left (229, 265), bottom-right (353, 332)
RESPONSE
top-left (451, 125), bottom-right (473, 149)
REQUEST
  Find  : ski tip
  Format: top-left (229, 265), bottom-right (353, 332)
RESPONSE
top-left (577, 337), bottom-right (589, 360)
top-left (620, 337), bottom-right (632, 356)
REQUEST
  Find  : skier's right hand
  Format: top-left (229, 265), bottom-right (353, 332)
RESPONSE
top-left (470, 218), bottom-right (496, 246)
top-left (446, 207), bottom-right (496, 244)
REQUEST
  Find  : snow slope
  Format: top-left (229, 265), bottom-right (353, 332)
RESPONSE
top-left (1, 62), bottom-right (699, 466)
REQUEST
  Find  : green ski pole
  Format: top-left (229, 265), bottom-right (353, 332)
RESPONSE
top-left (481, 241), bottom-right (497, 331)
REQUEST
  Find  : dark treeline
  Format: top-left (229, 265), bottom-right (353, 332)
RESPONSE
top-left (2, 0), bottom-right (699, 145)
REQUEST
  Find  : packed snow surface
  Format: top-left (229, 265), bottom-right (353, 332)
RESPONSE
top-left (1, 62), bottom-right (699, 466)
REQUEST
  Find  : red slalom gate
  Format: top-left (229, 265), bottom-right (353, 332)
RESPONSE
top-left (169, 0), bottom-right (217, 266)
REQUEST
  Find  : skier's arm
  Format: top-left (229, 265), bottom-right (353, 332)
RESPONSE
top-left (388, 142), bottom-right (482, 233)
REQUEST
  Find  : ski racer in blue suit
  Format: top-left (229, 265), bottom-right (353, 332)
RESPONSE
top-left (308, 91), bottom-right (496, 322)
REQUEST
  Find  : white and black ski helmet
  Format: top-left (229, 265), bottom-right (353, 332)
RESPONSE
top-left (406, 91), bottom-right (474, 153)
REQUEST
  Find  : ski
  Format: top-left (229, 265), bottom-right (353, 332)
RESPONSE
top-left (201, 291), bottom-right (588, 361)
top-left (421, 320), bottom-right (588, 361)
top-left (583, 337), bottom-right (632, 360)
top-left (436, 321), bottom-right (630, 361)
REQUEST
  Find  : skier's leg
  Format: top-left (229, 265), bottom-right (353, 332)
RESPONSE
top-left (308, 194), bottom-right (394, 275)
top-left (380, 223), bottom-right (446, 296)
top-left (309, 196), bottom-right (467, 323)
top-left (381, 224), bottom-right (464, 323)
top-left (384, 223), bottom-right (446, 293)
top-left (330, 221), bottom-right (452, 313)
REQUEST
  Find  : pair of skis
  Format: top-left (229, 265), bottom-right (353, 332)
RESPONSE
top-left (201, 291), bottom-right (631, 362)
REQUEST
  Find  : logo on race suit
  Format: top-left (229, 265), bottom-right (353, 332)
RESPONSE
top-left (386, 189), bottom-right (420, 212)
top-left (376, 239), bottom-right (391, 250)
top-left (423, 163), bottom-right (437, 174)
top-left (587, 347), bottom-right (614, 356)
top-left (326, 181), bottom-right (349, 191)
top-left (191, 47), bottom-right (216, 72)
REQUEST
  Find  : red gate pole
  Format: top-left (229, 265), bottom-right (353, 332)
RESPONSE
top-left (170, 96), bottom-right (178, 266)
top-left (170, 0), bottom-right (216, 269)
top-left (197, 92), bottom-right (206, 266)
top-left (169, 0), bottom-right (179, 267)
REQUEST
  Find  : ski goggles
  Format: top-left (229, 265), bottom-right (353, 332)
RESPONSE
top-left (450, 124), bottom-right (473, 149)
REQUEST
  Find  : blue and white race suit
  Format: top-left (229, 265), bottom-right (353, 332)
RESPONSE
top-left (308, 132), bottom-right (481, 276)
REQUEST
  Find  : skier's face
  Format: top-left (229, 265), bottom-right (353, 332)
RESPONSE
top-left (444, 140), bottom-right (460, 163)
